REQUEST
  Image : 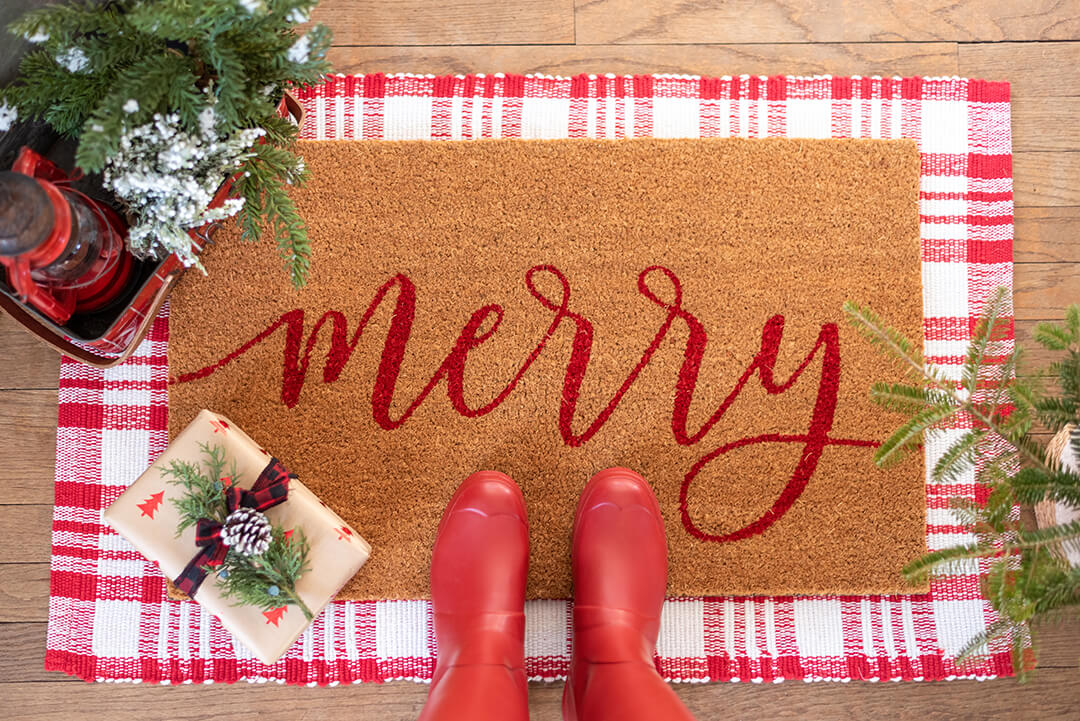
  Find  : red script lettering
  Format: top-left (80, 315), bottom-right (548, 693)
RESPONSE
top-left (171, 264), bottom-right (877, 542)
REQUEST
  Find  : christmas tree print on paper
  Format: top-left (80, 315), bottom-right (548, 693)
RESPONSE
top-left (138, 491), bottom-right (165, 519)
top-left (263, 606), bottom-right (287, 627)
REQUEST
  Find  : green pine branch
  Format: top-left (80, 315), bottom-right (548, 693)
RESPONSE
top-left (1010, 519), bottom-right (1080, 551)
top-left (902, 542), bottom-right (992, 582)
top-left (237, 143), bottom-right (311, 286)
top-left (202, 41), bottom-right (247, 127)
top-left (868, 381), bottom-right (951, 415)
top-left (259, 113), bottom-right (299, 145)
top-left (850, 292), bottom-right (1080, 680)
top-left (986, 345), bottom-right (1022, 421)
top-left (76, 52), bottom-right (206, 172)
top-left (873, 402), bottom-right (956, 467)
top-left (842, 300), bottom-right (932, 382)
top-left (3, 0), bottom-right (331, 287)
top-left (1031, 566), bottom-right (1080, 616)
top-left (1033, 306), bottom-right (1079, 351)
top-left (8, 1), bottom-right (126, 41)
top-left (1036, 397), bottom-right (1078, 434)
top-left (160, 442), bottom-right (235, 533)
top-left (931, 429), bottom-right (986, 484)
top-left (4, 50), bottom-right (113, 136)
top-left (217, 526), bottom-right (314, 621)
top-left (962, 289), bottom-right (1011, 394)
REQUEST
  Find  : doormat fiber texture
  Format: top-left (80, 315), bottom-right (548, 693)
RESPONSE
top-left (45, 74), bottom-right (1015, 686)
top-left (168, 137), bottom-right (926, 601)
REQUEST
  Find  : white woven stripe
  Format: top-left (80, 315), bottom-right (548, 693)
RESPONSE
top-left (522, 97), bottom-right (571, 138)
top-left (323, 602), bottom-right (337, 661)
top-left (743, 600), bottom-right (759, 659)
top-left (343, 601), bottom-right (359, 660)
top-left (524, 600), bottom-right (568, 658)
top-left (100, 429), bottom-right (149, 487)
top-left (933, 599), bottom-right (991, 656)
top-left (92, 600), bottom-right (141, 657)
top-left (657, 600), bottom-right (706, 658)
top-left (375, 601), bottom-right (430, 659)
top-left (793, 599), bottom-right (844, 657)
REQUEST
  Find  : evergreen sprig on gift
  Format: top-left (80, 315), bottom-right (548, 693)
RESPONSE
top-left (164, 442), bottom-right (234, 532)
top-left (844, 288), bottom-right (1080, 679)
top-left (218, 525), bottom-right (313, 620)
top-left (0, 0), bottom-right (331, 286)
top-left (161, 442), bottom-right (314, 621)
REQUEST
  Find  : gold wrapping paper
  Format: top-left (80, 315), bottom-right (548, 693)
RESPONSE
top-left (104, 409), bottom-right (371, 665)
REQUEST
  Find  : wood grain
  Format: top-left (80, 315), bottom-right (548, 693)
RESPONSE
top-left (0, 564), bottom-right (50, 623)
top-left (574, 0), bottom-right (1080, 44)
top-left (311, 0), bottom-right (574, 45)
top-left (1016, 318), bottom-right (1076, 377)
top-left (0, 385), bottom-right (57, 473)
top-left (0, 624), bottom-right (57, 684)
top-left (1013, 263), bottom-right (1080, 320)
top-left (959, 42), bottom-right (1080, 96)
top-left (3, 0), bottom-right (1079, 713)
top-left (3, 670), bottom-right (1080, 721)
top-left (1012, 98), bottom-right (1080, 151)
top-left (1014, 208), bottom-right (1080, 263)
top-left (0, 505), bottom-right (52, 562)
top-left (0, 315), bottom-right (61, 391)
top-left (326, 42), bottom-right (959, 78)
top-left (1013, 152), bottom-right (1080, 206)
top-left (1, 390), bottom-right (58, 505)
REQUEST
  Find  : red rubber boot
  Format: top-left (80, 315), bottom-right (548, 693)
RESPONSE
top-left (418, 471), bottom-right (530, 721)
top-left (563, 468), bottom-right (697, 721)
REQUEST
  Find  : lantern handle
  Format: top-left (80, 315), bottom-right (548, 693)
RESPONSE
top-left (12, 146), bottom-right (69, 183)
top-left (0, 268), bottom-right (179, 369)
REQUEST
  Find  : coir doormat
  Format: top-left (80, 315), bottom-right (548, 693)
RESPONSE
top-left (168, 136), bottom-right (925, 600)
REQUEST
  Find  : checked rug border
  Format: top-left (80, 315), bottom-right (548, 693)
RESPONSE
top-left (45, 73), bottom-right (1014, 684)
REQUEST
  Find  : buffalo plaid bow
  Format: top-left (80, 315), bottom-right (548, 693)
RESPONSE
top-left (172, 457), bottom-right (294, 597)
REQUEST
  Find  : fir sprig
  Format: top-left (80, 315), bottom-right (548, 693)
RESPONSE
top-left (161, 442), bottom-right (234, 533)
top-left (160, 443), bottom-right (314, 621)
top-left (1, 0), bottom-right (329, 287)
top-left (237, 142), bottom-right (311, 286)
top-left (844, 290), bottom-right (1080, 680)
top-left (218, 526), bottom-right (313, 621)
top-left (75, 52), bottom-right (206, 172)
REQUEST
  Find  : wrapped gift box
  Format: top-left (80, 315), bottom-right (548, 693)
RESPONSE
top-left (104, 409), bottom-right (371, 665)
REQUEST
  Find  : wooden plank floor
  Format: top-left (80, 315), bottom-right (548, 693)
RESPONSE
top-left (2, 1), bottom-right (1078, 718)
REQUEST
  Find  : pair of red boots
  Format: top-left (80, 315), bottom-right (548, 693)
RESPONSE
top-left (418, 468), bottom-right (697, 721)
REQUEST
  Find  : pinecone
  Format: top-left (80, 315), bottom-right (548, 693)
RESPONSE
top-left (220, 506), bottom-right (272, 556)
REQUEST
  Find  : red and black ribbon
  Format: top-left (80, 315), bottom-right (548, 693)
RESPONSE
top-left (172, 457), bottom-right (294, 597)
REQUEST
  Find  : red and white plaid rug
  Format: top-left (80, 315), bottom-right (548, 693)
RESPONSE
top-left (46, 73), bottom-right (1014, 685)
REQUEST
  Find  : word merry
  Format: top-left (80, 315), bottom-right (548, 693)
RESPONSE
top-left (173, 264), bottom-right (876, 542)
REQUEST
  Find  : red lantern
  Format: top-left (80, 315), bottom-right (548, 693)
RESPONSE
top-left (0, 147), bottom-right (135, 325)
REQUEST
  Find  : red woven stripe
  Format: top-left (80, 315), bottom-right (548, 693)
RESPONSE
top-left (968, 153), bottom-right (1012, 179)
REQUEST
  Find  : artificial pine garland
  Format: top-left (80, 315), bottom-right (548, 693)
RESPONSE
top-left (0, 0), bottom-right (332, 286)
top-left (162, 442), bottom-right (314, 621)
top-left (845, 288), bottom-right (1080, 679)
